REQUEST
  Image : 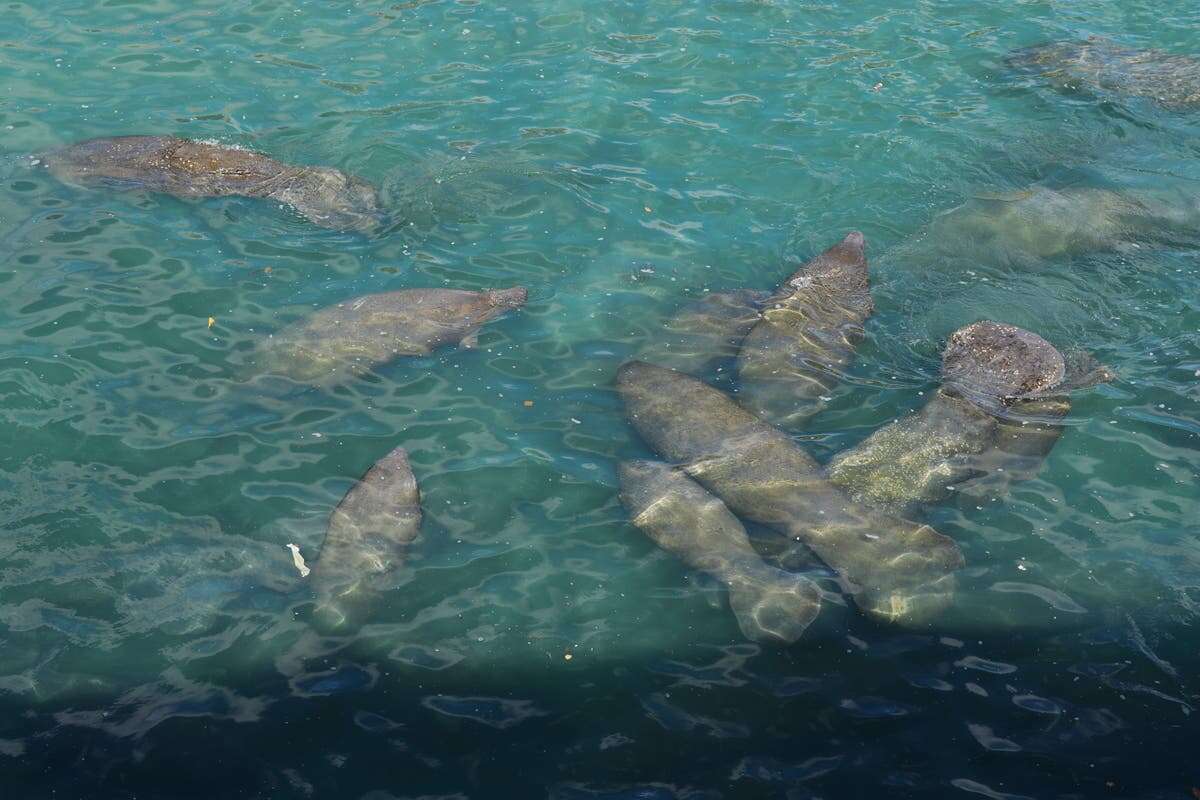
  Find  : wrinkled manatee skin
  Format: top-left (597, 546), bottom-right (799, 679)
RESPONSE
top-left (636, 290), bottom-right (767, 377)
top-left (311, 446), bottom-right (421, 629)
top-left (616, 361), bottom-right (964, 625)
top-left (45, 135), bottom-right (382, 230)
top-left (260, 287), bottom-right (527, 382)
top-left (1006, 38), bottom-right (1200, 109)
top-left (737, 232), bottom-right (872, 428)
top-left (618, 459), bottom-right (821, 644)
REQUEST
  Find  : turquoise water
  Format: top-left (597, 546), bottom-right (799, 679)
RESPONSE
top-left (2, 0), bottom-right (1199, 796)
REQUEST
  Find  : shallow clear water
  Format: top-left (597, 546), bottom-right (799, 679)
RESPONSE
top-left (1, 0), bottom-right (1199, 797)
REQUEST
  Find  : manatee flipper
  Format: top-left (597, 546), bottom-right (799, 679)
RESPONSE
top-left (618, 459), bottom-right (820, 643)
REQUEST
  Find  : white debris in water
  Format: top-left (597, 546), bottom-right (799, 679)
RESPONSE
top-left (286, 543), bottom-right (311, 577)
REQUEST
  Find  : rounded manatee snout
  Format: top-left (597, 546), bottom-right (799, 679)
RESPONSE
top-left (841, 230), bottom-right (866, 250)
top-left (726, 567), bottom-right (822, 644)
top-left (488, 287), bottom-right (528, 308)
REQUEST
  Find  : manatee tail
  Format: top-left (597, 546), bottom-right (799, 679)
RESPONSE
top-left (725, 566), bottom-right (821, 644)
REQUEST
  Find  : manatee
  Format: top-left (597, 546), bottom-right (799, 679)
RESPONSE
top-left (617, 459), bottom-right (821, 644)
top-left (636, 289), bottom-right (767, 377)
top-left (616, 360), bottom-right (964, 625)
top-left (1006, 37), bottom-right (1200, 110)
top-left (736, 232), bottom-right (872, 428)
top-left (310, 446), bottom-right (421, 628)
top-left (43, 135), bottom-right (382, 230)
top-left (827, 322), bottom-right (1113, 511)
top-left (258, 286), bottom-right (527, 382)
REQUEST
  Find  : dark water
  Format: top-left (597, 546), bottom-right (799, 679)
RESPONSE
top-left (1, 1), bottom-right (1198, 797)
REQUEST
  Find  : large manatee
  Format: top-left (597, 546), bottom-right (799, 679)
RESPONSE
top-left (736, 232), bottom-right (872, 428)
top-left (1006, 37), bottom-right (1200, 110)
top-left (616, 360), bottom-right (964, 625)
top-left (827, 321), bottom-right (1113, 511)
top-left (310, 446), bottom-right (421, 629)
top-left (43, 135), bottom-right (382, 230)
top-left (258, 286), bottom-right (527, 382)
top-left (636, 289), bottom-right (767, 377)
top-left (617, 459), bottom-right (821, 644)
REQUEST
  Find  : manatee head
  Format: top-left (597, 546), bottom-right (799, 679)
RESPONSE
top-left (486, 286), bottom-right (528, 310)
top-left (279, 166), bottom-right (384, 231)
top-left (942, 321), bottom-right (1066, 409)
top-left (822, 230), bottom-right (867, 269)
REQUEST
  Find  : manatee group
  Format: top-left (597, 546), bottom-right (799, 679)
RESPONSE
top-left (44, 135), bottom-right (383, 230)
top-left (258, 286), bottom-right (527, 382)
top-left (1007, 37), bottom-right (1200, 109)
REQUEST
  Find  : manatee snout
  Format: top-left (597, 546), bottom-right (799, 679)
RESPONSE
top-left (488, 286), bottom-right (528, 309)
top-left (841, 230), bottom-right (866, 251)
top-left (726, 567), bottom-right (822, 644)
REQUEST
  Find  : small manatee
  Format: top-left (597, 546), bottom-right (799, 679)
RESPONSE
top-left (311, 446), bottom-right (421, 629)
top-left (618, 459), bottom-right (820, 644)
top-left (736, 232), bottom-right (872, 428)
top-left (1007, 37), bottom-right (1200, 110)
top-left (616, 360), bottom-right (963, 626)
top-left (44, 135), bottom-right (382, 230)
top-left (258, 286), bottom-right (527, 382)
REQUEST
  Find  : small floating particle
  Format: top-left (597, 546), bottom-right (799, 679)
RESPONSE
top-left (264, 266), bottom-right (272, 274)
top-left (643, 206), bottom-right (652, 213)
top-left (871, 82), bottom-right (884, 92)
top-left (207, 317), bottom-right (216, 328)
top-left (564, 652), bottom-right (573, 661)
top-left (523, 400), bottom-right (534, 407)
top-left (286, 543), bottom-right (310, 577)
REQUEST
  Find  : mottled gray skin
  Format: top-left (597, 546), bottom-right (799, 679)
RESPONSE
top-left (637, 290), bottom-right (767, 377)
top-left (737, 232), bottom-right (872, 428)
top-left (927, 185), bottom-right (1195, 261)
top-left (45, 136), bottom-right (382, 231)
top-left (618, 459), bottom-right (821, 644)
top-left (311, 446), bottom-right (421, 628)
top-left (1007, 37), bottom-right (1200, 110)
top-left (261, 286), bottom-right (527, 382)
top-left (617, 360), bottom-right (964, 625)
top-left (828, 322), bottom-right (1113, 511)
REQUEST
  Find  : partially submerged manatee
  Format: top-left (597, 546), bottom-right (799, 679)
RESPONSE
top-left (618, 459), bottom-right (821, 644)
top-left (259, 286), bottom-right (527, 382)
top-left (44, 135), bottom-right (382, 230)
top-left (1007, 37), bottom-right (1200, 109)
top-left (636, 289), bottom-right (767, 377)
top-left (616, 360), bottom-right (964, 625)
top-left (827, 321), bottom-right (1113, 511)
top-left (310, 446), bottom-right (422, 629)
top-left (736, 232), bottom-right (872, 428)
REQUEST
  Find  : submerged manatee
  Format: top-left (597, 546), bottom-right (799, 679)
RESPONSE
top-left (618, 459), bottom-right (821, 644)
top-left (637, 290), bottom-right (767, 377)
top-left (827, 321), bottom-right (1113, 511)
top-left (924, 185), bottom-right (1196, 261)
top-left (44, 135), bottom-right (382, 230)
top-left (311, 446), bottom-right (421, 628)
top-left (259, 286), bottom-right (527, 382)
top-left (736, 232), bottom-right (872, 428)
top-left (617, 360), bottom-right (964, 625)
top-left (1007, 37), bottom-right (1200, 109)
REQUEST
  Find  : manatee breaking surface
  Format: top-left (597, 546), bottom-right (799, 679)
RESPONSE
top-left (618, 459), bottom-right (821, 643)
top-left (827, 321), bottom-right (1113, 512)
top-left (257, 286), bottom-right (527, 382)
top-left (617, 360), bottom-right (964, 625)
top-left (1007, 37), bottom-right (1200, 109)
top-left (736, 232), bottom-right (873, 428)
top-left (44, 135), bottom-right (382, 230)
